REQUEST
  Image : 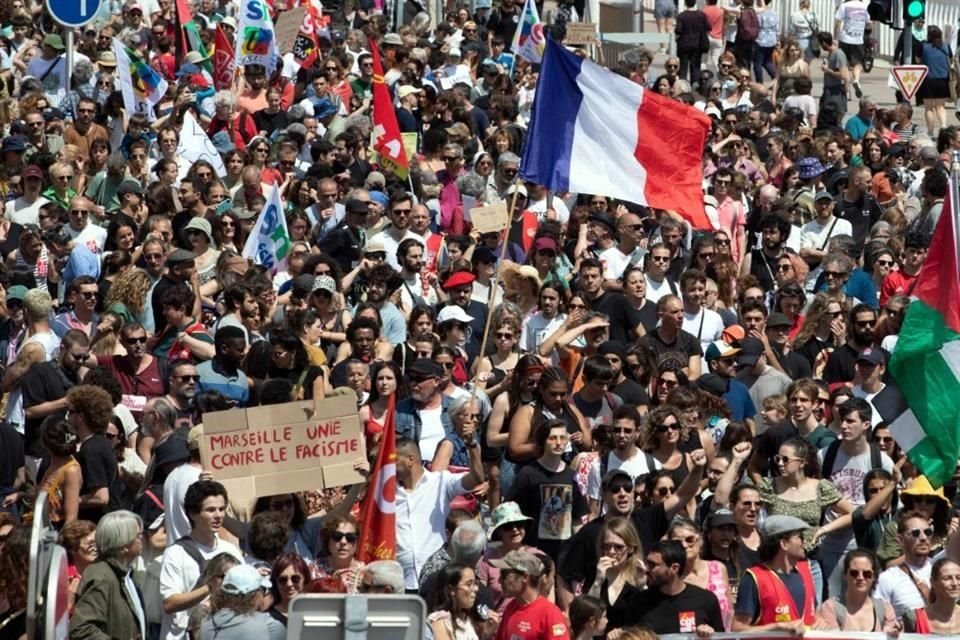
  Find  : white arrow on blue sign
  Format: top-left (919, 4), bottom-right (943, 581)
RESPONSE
top-left (47, 0), bottom-right (103, 28)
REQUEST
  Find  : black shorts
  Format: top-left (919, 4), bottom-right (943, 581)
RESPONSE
top-left (839, 41), bottom-right (864, 66)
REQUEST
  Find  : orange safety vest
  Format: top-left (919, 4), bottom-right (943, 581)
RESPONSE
top-left (747, 561), bottom-right (816, 626)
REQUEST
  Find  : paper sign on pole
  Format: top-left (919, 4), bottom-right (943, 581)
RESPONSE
top-left (565, 22), bottom-right (598, 45)
top-left (401, 132), bottom-right (418, 162)
top-left (891, 65), bottom-right (928, 101)
top-left (274, 7), bottom-right (305, 54)
top-left (200, 395), bottom-right (366, 509)
top-left (470, 202), bottom-right (509, 234)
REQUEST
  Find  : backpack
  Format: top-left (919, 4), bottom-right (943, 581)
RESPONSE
top-left (737, 7), bottom-right (760, 43)
top-left (820, 440), bottom-right (882, 479)
top-left (175, 536), bottom-right (209, 589)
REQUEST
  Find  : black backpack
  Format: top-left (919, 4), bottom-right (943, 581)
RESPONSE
top-left (175, 537), bottom-right (209, 589)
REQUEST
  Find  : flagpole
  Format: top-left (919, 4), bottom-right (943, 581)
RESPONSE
top-left (952, 150), bottom-right (960, 276)
top-left (469, 179), bottom-right (522, 403)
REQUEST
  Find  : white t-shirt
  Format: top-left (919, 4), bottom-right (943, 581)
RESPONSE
top-left (876, 559), bottom-right (932, 619)
top-left (521, 312), bottom-right (566, 360)
top-left (6, 195), bottom-right (49, 226)
top-left (163, 464), bottom-right (203, 547)
top-left (418, 405), bottom-right (445, 462)
top-left (645, 275), bottom-right (679, 303)
top-left (817, 443), bottom-right (894, 553)
top-left (835, 0), bottom-right (870, 45)
top-left (67, 222), bottom-right (108, 256)
top-left (369, 228), bottom-right (426, 271)
top-left (27, 54), bottom-right (68, 105)
top-left (159, 536), bottom-right (243, 640)
top-left (585, 448), bottom-right (660, 501)
top-left (682, 307), bottom-right (725, 357)
top-left (599, 246), bottom-right (630, 281)
top-left (528, 196), bottom-right (570, 225)
top-left (800, 216), bottom-right (853, 290)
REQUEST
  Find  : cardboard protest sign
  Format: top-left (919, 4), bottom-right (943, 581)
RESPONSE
top-left (565, 22), bottom-right (598, 46)
top-left (470, 202), bottom-right (509, 234)
top-left (200, 394), bottom-right (366, 508)
top-left (401, 132), bottom-right (419, 162)
top-left (274, 7), bottom-right (305, 54)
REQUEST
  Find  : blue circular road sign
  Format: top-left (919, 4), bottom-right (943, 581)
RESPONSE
top-left (47, 0), bottom-right (103, 28)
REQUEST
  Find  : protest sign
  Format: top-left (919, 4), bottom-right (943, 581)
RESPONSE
top-left (401, 132), bottom-right (418, 162)
top-left (177, 112), bottom-right (227, 177)
top-left (274, 6), bottom-right (305, 54)
top-left (470, 202), bottom-right (509, 234)
top-left (200, 395), bottom-right (366, 508)
top-left (565, 22), bottom-right (598, 45)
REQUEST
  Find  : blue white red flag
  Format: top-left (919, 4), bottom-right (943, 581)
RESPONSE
top-left (511, 0), bottom-right (545, 63)
top-left (521, 40), bottom-right (713, 229)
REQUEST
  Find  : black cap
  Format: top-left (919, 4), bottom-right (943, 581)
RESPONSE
top-left (291, 274), bottom-right (315, 298)
top-left (597, 340), bottom-right (627, 360)
top-left (856, 347), bottom-right (887, 366)
top-left (766, 312), bottom-right (792, 328)
top-left (705, 508), bottom-right (736, 528)
top-left (738, 336), bottom-right (765, 367)
top-left (472, 246), bottom-right (496, 264)
top-left (601, 468), bottom-right (633, 490)
top-left (408, 359), bottom-right (444, 378)
top-left (117, 179), bottom-right (145, 196)
top-left (588, 211), bottom-right (616, 232)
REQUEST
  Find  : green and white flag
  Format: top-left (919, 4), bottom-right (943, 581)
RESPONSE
top-left (887, 181), bottom-right (960, 488)
top-left (242, 184), bottom-right (290, 276)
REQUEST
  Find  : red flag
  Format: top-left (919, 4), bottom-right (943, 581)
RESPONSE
top-left (368, 38), bottom-right (410, 179)
top-left (356, 396), bottom-right (397, 563)
top-left (174, 0), bottom-right (192, 63)
top-left (213, 25), bottom-right (236, 91)
top-left (292, 8), bottom-right (320, 68)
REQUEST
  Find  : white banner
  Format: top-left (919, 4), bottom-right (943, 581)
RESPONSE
top-left (234, 0), bottom-right (279, 69)
top-left (176, 112), bottom-right (227, 178)
top-left (242, 185), bottom-right (291, 275)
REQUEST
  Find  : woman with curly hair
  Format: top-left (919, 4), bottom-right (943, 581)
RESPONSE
top-left (665, 386), bottom-right (718, 458)
top-left (641, 406), bottom-right (694, 490)
top-left (705, 254), bottom-right (739, 311)
top-left (59, 519), bottom-right (98, 612)
top-left (214, 209), bottom-right (244, 253)
top-left (314, 514), bottom-right (365, 592)
top-left (792, 292), bottom-right (847, 376)
top-left (0, 526), bottom-right (31, 635)
top-left (104, 267), bottom-right (152, 326)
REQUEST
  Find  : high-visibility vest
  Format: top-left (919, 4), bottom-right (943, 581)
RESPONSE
top-left (746, 561), bottom-right (816, 626)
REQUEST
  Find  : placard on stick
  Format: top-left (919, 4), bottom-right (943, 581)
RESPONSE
top-left (200, 394), bottom-right (366, 508)
top-left (566, 22), bottom-right (598, 46)
top-left (275, 7), bottom-right (306, 55)
top-left (470, 202), bottom-right (509, 234)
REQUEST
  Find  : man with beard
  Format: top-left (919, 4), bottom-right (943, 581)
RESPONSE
top-left (165, 360), bottom-right (198, 429)
top-left (364, 263), bottom-right (406, 346)
top-left (740, 212), bottom-right (802, 293)
top-left (21, 329), bottom-right (90, 460)
top-left (395, 359), bottom-right (458, 463)
top-left (397, 239), bottom-right (437, 311)
top-left (628, 540), bottom-right (724, 634)
top-left (638, 295), bottom-right (702, 380)
top-left (439, 271), bottom-right (487, 359)
top-left (763, 311), bottom-right (812, 379)
top-left (823, 303), bottom-right (880, 384)
top-left (370, 192), bottom-right (426, 272)
top-left (584, 405), bottom-right (658, 518)
top-left (598, 341), bottom-right (648, 407)
top-left (98, 323), bottom-right (167, 420)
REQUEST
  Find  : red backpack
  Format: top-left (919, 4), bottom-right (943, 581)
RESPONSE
top-left (737, 7), bottom-right (760, 42)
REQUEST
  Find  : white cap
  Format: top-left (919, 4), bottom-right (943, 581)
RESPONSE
top-left (437, 305), bottom-right (474, 324)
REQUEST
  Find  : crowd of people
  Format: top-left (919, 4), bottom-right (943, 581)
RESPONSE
top-left (0, 0), bottom-right (957, 638)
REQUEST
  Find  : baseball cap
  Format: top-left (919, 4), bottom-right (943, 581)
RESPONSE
top-left (704, 340), bottom-right (740, 362)
top-left (856, 347), bottom-right (887, 366)
top-left (489, 550), bottom-right (543, 576)
top-left (363, 239), bottom-right (387, 255)
top-left (814, 191), bottom-right (834, 203)
top-left (311, 275), bottom-right (337, 295)
top-left (407, 359), bottom-right (444, 378)
top-left (22, 165), bottom-right (43, 179)
top-left (397, 85), bottom-right (423, 99)
top-left (737, 337), bottom-right (765, 367)
top-left (43, 34), bottom-right (65, 50)
top-left (6, 285), bottom-right (27, 301)
top-left (766, 312), bottom-right (793, 329)
top-left (220, 564), bottom-right (271, 595)
top-left (705, 508), bottom-right (736, 529)
top-left (166, 249), bottom-right (197, 266)
top-left (345, 199), bottom-right (370, 216)
top-left (533, 237), bottom-right (557, 253)
top-left (117, 179), bottom-right (145, 196)
top-left (437, 305), bottom-right (474, 324)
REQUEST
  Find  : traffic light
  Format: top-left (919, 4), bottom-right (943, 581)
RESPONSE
top-left (868, 0), bottom-right (893, 24)
top-left (903, 0), bottom-right (925, 21)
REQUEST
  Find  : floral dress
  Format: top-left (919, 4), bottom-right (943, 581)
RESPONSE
top-left (757, 477), bottom-right (841, 550)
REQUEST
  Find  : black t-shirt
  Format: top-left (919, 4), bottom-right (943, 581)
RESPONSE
top-left (612, 378), bottom-right (649, 407)
top-left (631, 503), bottom-right (670, 558)
top-left (635, 301), bottom-right (659, 334)
top-left (795, 336), bottom-right (832, 374)
top-left (558, 517), bottom-right (604, 589)
top-left (0, 423), bottom-right (23, 489)
top-left (638, 328), bottom-right (703, 366)
top-left (626, 583), bottom-right (725, 634)
top-left (771, 346), bottom-right (812, 380)
top-left (835, 192), bottom-right (883, 249)
top-left (21, 361), bottom-right (76, 458)
top-left (487, 5), bottom-right (522, 48)
top-left (507, 461), bottom-right (589, 559)
top-left (823, 342), bottom-right (863, 384)
top-left (589, 292), bottom-right (642, 344)
top-left (753, 420), bottom-right (799, 476)
top-left (254, 109), bottom-right (289, 135)
top-left (76, 433), bottom-right (119, 522)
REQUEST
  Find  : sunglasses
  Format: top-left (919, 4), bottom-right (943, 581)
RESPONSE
top-left (655, 486), bottom-right (676, 497)
top-left (875, 259), bottom-right (894, 267)
top-left (124, 336), bottom-right (147, 344)
top-left (495, 332), bottom-right (514, 339)
top-left (657, 377), bottom-right (678, 388)
top-left (847, 569), bottom-right (874, 579)
top-left (774, 455), bottom-right (802, 465)
top-left (823, 271), bottom-right (846, 279)
top-left (907, 527), bottom-right (934, 539)
top-left (650, 256), bottom-right (670, 263)
top-left (174, 374), bottom-right (200, 382)
top-left (331, 531), bottom-right (358, 543)
top-left (606, 482), bottom-right (633, 494)
top-left (776, 264), bottom-right (792, 272)
top-left (569, 303), bottom-right (587, 310)
top-left (278, 574), bottom-right (303, 585)
top-left (715, 238), bottom-right (731, 245)
top-left (79, 291), bottom-right (97, 299)
top-left (654, 422), bottom-right (680, 433)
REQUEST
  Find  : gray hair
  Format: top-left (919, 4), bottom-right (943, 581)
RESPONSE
top-left (456, 172), bottom-right (486, 199)
top-left (450, 519), bottom-right (487, 565)
top-left (869, 220), bottom-right (893, 239)
top-left (411, 12), bottom-right (431, 36)
top-left (443, 143), bottom-right (464, 158)
top-left (95, 510), bottom-right (143, 560)
top-left (214, 90), bottom-right (237, 109)
top-left (497, 152), bottom-right (521, 166)
top-left (144, 397), bottom-right (177, 437)
top-left (823, 251), bottom-right (855, 274)
top-left (72, 59), bottom-right (95, 85)
top-left (363, 560), bottom-right (405, 593)
top-left (826, 234), bottom-right (857, 259)
top-left (447, 395), bottom-right (478, 422)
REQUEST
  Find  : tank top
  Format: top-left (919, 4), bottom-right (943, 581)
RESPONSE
top-left (38, 458), bottom-right (79, 526)
top-left (706, 560), bottom-right (734, 630)
top-left (15, 246), bottom-right (49, 292)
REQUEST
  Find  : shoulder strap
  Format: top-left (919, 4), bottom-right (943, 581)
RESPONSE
top-left (898, 563), bottom-right (931, 605)
top-left (833, 596), bottom-right (847, 627)
top-left (175, 536), bottom-right (208, 582)
top-left (821, 439), bottom-right (841, 479)
top-left (818, 218), bottom-right (839, 251)
top-left (870, 443), bottom-right (882, 471)
top-left (144, 489), bottom-right (164, 510)
top-left (600, 451), bottom-right (610, 479)
top-left (644, 451), bottom-right (658, 472)
top-left (871, 597), bottom-right (885, 631)
top-left (39, 55), bottom-right (61, 83)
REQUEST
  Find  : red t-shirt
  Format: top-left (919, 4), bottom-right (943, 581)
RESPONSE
top-left (495, 596), bottom-right (570, 640)
top-left (880, 269), bottom-right (919, 307)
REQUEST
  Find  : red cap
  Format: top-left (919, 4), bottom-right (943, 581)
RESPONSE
top-left (534, 237), bottom-right (557, 252)
top-left (442, 271), bottom-right (476, 290)
top-left (22, 165), bottom-right (43, 179)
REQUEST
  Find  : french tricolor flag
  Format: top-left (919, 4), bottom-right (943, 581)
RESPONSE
top-left (522, 40), bottom-right (713, 229)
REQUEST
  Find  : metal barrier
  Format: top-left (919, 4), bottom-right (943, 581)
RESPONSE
top-left (660, 633), bottom-right (931, 640)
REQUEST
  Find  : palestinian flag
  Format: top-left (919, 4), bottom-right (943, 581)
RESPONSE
top-left (887, 182), bottom-right (960, 488)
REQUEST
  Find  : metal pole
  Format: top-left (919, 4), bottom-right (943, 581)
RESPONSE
top-left (632, 0), bottom-right (641, 33)
top-left (903, 17), bottom-right (912, 65)
top-left (952, 150), bottom-right (960, 272)
top-left (65, 29), bottom-right (74, 95)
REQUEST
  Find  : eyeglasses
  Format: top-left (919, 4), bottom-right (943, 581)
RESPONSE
top-left (600, 541), bottom-right (627, 553)
top-left (655, 422), bottom-right (679, 433)
top-left (715, 238), bottom-right (731, 245)
top-left (278, 574), bottom-right (303, 585)
top-left (59, 175), bottom-right (75, 181)
top-left (828, 310), bottom-right (844, 318)
top-left (673, 535), bottom-right (698, 546)
top-left (495, 332), bottom-right (514, 339)
top-left (907, 527), bottom-right (934, 539)
top-left (443, 156), bottom-right (462, 162)
top-left (657, 377), bottom-right (678, 388)
top-left (777, 264), bottom-right (792, 272)
top-left (392, 208), bottom-right (412, 215)
top-left (823, 270), bottom-right (846, 279)
top-left (331, 531), bottom-right (359, 543)
top-left (78, 291), bottom-right (97, 299)
top-left (847, 569), bottom-right (874, 579)
top-left (124, 335), bottom-right (147, 344)
top-left (174, 374), bottom-right (200, 382)
top-left (699, 251), bottom-right (715, 259)
top-left (650, 256), bottom-right (670, 263)
top-left (665, 64), bottom-right (679, 69)
top-left (774, 455), bottom-right (802, 465)
top-left (655, 486), bottom-right (676, 497)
